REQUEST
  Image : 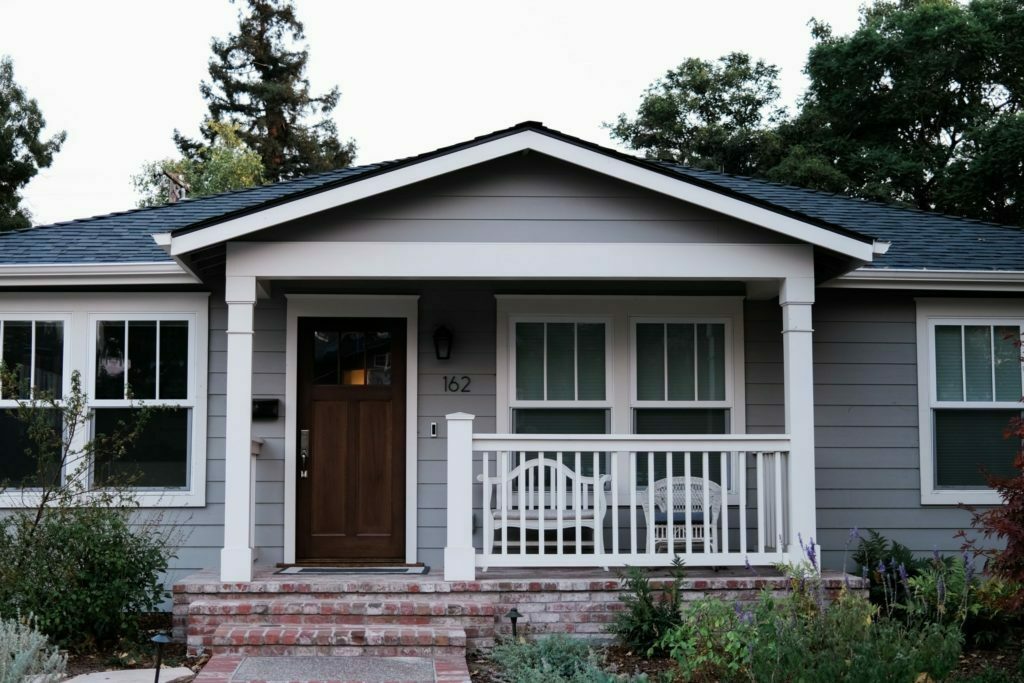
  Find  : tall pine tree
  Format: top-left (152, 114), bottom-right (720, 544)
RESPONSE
top-left (176, 0), bottom-right (356, 183)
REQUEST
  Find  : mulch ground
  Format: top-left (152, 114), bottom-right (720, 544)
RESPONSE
top-left (65, 613), bottom-right (209, 678)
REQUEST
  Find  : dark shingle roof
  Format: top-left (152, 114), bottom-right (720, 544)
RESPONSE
top-left (2, 121), bottom-right (1022, 272)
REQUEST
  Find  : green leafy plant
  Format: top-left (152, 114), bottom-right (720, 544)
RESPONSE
top-left (0, 367), bottom-right (177, 650)
top-left (608, 559), bottom-right (685, 656)
top-left (850, 529), bottom-right (930, 607)
top-left (0, 616), bottom-right (66, 683)
top-left (658, 597), bottom-right (752, 681)
top-left (488, 635), bottom-right (648, 683)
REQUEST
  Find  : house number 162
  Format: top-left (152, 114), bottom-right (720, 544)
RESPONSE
top-left (443, 375), bottom-right (471, 393)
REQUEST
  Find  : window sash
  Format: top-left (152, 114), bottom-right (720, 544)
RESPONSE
top-left (631, 318), bottom-right (733, 408)
top-left (930, 320), bottom-right (1023, 409)
top-left (0, 317), bottom-right (69, 403)
top-left (510, 316), bottom-right (612, 407)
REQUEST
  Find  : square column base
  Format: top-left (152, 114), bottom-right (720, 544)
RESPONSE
top-left (443, 546), bottom-right (476, 581)
top-left (220, 546), bottom-right (254, 582)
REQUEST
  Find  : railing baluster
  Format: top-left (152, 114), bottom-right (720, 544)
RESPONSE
top-left (646, 452), bottom-right (655, 556)
top-left (482, 451), bottom-right (491, 557)
top-left (592, 451), bottom-right (601, 556)
top-left (720, 451), bottom-right (729, 555)
top-left (665, 452), bottom-right (674, 558)
top-left (756, 451), bottom-right (765, 554)
top-left (611, 451), bottom-right (619, 556)
top-left (538, 452), bottom-right (545, 556)
top-left (519, 451), bottom-right (527, 555)
top-left (702, 452), bottom-right (711, 555)
top-left (684, 452), bottom-right (693, 556)
top-left (500, 451), bottom-right (509, 556)
top-left (739, 451), bottom-right (748, 555)
top-left (774, 451), bottom-right (784, 555)
top-left (629, 452), bottom-right (637, 554)
top-left (575, 452), bottom-right (582, 554)
top-left (556, 452), bottom-right (564, 557)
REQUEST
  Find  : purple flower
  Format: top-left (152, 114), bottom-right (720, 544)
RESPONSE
top-left (805, 538), bottom-right (818, 570)
top-left (963, 552), bottom-right (976, 584)
top-left (933, 547), bottom-right (941, 564)
top-left (848, 527), bottom-right (860, 543)
top-left (861, 565), bottom-right (869, 580)
top-left (897, 563), bottom-right (909, 587)
top-left (877, 559), bottom-right (887, 575)
top-left (937, 576), bottom-right (946, 604)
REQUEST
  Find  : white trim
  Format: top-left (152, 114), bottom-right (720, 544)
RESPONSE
top-left (0, 292), bottom-right (209, 508)
top-left (283, 294), bottom-right (419, 565)
top-left (915, 298), bottom-right (1023, 505)
top-left (170, 130), bottom-right (875, 260)
top-left (829, 268), bottom-right (1024, 292)
top-left (0, 261), bottom-right (198, 286)
top-left (226, 242), bottom-right (817, 281)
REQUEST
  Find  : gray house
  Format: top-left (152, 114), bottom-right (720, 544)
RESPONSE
top-left (0, 121), bottom-right (1019, 588)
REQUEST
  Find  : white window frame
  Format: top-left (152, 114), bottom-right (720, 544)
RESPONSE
top-left (0, 314), bottom-right (73, 403)
top-left (916, 298), bottom-right (1024, 505)
top-left (497, 296), bottom-right (746, 500)
top-left (0, 293), bottom-right (209, 508)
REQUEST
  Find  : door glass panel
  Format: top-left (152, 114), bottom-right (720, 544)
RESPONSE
top-left (339, 332), bottom-right (366, 385)
top-left (365, 332), bottom-right (392, 385)
top-left (313, 331), bottom-right (340, 384)
top-left (312, 328), bottom-right (392, 386)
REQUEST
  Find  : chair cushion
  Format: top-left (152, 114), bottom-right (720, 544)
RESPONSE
top-left (653, 511), bottom-right (705, 524)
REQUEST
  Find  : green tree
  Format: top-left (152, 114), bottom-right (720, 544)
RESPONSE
top-left (133, 120), bottom-right (264, 207)
top-left (0, 56), bottom-right (65, 231)
top-left (175, 0), bottom-right (356, 183)
top-left (608, 52), bottom-right (785, 175)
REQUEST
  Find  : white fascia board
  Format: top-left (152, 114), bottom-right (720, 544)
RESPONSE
top-left (0, 261), bottom-right (199, 287)
top-left (226, 241), bottom-right (816, 280)
top-left (827, 268), bottom-right (1024, 291)
top-left (169, 130), bottom-right (876, 261)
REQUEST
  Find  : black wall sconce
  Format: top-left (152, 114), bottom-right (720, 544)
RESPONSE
top-left (433, 325), bottom-right (454, 360)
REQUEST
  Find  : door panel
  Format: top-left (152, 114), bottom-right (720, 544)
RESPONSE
top-left (297, 317), bottom-right (406, 562)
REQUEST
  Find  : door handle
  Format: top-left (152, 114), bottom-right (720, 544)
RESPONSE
top-left (299, 429), bottom-right (310, 479)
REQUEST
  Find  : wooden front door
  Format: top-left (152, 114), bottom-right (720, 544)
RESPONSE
top-left (296, 317), bottom-right (406, 562)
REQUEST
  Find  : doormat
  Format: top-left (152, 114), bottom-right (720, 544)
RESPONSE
top-left (275, 565), bottom-right (430, 575)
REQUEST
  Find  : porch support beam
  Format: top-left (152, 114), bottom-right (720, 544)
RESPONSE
top-left (780, 276), bottom-right (818, 561)
top-left (444, 412), bottom-right (477, 581)
top-left (221, 275), bottom-right (257, 582)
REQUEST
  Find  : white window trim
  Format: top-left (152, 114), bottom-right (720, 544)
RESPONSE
top-left (496, 296), bottom-right (746, 500)
top-left (0, 293), bottom-right (209, 508)
top-left (916, 298), bottom-right (1023, 505)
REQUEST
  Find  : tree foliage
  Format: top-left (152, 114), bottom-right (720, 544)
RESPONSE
top-left (134, 120), bottom-right (264, 207)
top-left (0, 56), bottom-right (65, 231)
top-left (175, 0), bottom-right (356, 183)
top-left (611, 0), bottom-right (1024, 225)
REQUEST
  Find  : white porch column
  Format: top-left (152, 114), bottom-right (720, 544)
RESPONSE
top-left (220, 276), bottom-right (257, 582)
top-left (444, 412), bottom-right (476, 581)
top-left (780, 277), bottom-right (818, 559)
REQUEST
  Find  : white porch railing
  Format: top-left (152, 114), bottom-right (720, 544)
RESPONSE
top-left (443, 413), bottom-right (794, 580)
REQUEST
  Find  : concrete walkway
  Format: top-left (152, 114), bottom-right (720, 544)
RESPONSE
top-left (67, 667), bottom-right (194, 682)
top-left (192, 654), bottom-right (471, 683)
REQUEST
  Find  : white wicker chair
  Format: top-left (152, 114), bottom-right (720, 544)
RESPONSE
top-left (640, 477), bottom-right (722, 553)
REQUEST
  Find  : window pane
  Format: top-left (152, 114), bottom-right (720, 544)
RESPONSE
top-left (0, 409), bottom-right (61, 487)
top-left (697, 324), bottom-right (726, 401)
top-left (513, 408), bottom-right (608, 476)
top-left (633, 408), bottom-right (728, 486)
top-left (576, 323), bottom-right (605, 400)
top-left (365, 331), bottom-right (392, 385)
top-left (159, 321), bottom-right (189, 399)
top-left (338, 332), bottom-right (366, 385)
top-left (34, 322), bottom-right (63, 400)
top-left (666, 323), bottom-right (696, 401)
top-left (313, 330), bottom-right (339, 384)
top-left (636, 323), bottom-right (665, 401)
top-left (1, 321), bottom-right (32, 399)
top-left (993, 326), bottom-right (1021, 402)
top-left (934, 409), bottom-right (1019, 488)
top-left (515, 323), bottom-right (544, 400)
top-left (964, 326), bottom-right (993, 401)
top-left (94, 408), bottom-right (189, 488)
top-left (935, 326), bottom-right (964, 401)
top-left (96, 321), bottom-right (126, 399)
top-left (546, 323), bottom-right (575, 400)
top-left (127, 321), bottom-right (157, 399)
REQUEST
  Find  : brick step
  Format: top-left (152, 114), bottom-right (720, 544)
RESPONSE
top-left (208, 623), bottom-right (467, 657)
top-left (189, 597), bottom-right (496, 619)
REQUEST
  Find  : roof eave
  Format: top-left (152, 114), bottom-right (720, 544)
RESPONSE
top-left (0, 261), bottom-right (200, 287)
top-left (826, 267), bottom-right (1024, 291)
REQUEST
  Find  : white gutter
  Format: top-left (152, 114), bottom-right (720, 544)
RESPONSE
top-left (827, 268), bottom-right (1024, 291)
top-left (0, 261), bottom-right (200, 287)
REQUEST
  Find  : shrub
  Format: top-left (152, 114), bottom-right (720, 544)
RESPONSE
top-left (608, 560), bottom-right (685, 656)
top-left (0, 616), bottom-right (66, 683)
top-left (851, 529), bottom-right (930, 606)
top-left (488, 635), bottom-right (647, 683)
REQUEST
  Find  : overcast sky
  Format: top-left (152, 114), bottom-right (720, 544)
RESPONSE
top-left (1, 0), bottom-right (863, 225)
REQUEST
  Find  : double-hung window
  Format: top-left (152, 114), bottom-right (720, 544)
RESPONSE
top-left (90, 315), bottom-right (196, 489)
top-left (917, 300), bottom-right (1023, 504)
top-left (0, 316), bottom-right (69, 487)
top-left (631, 319), bottom-right (736, 491)
top-left (510, 318), bottom-right (611, 474)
